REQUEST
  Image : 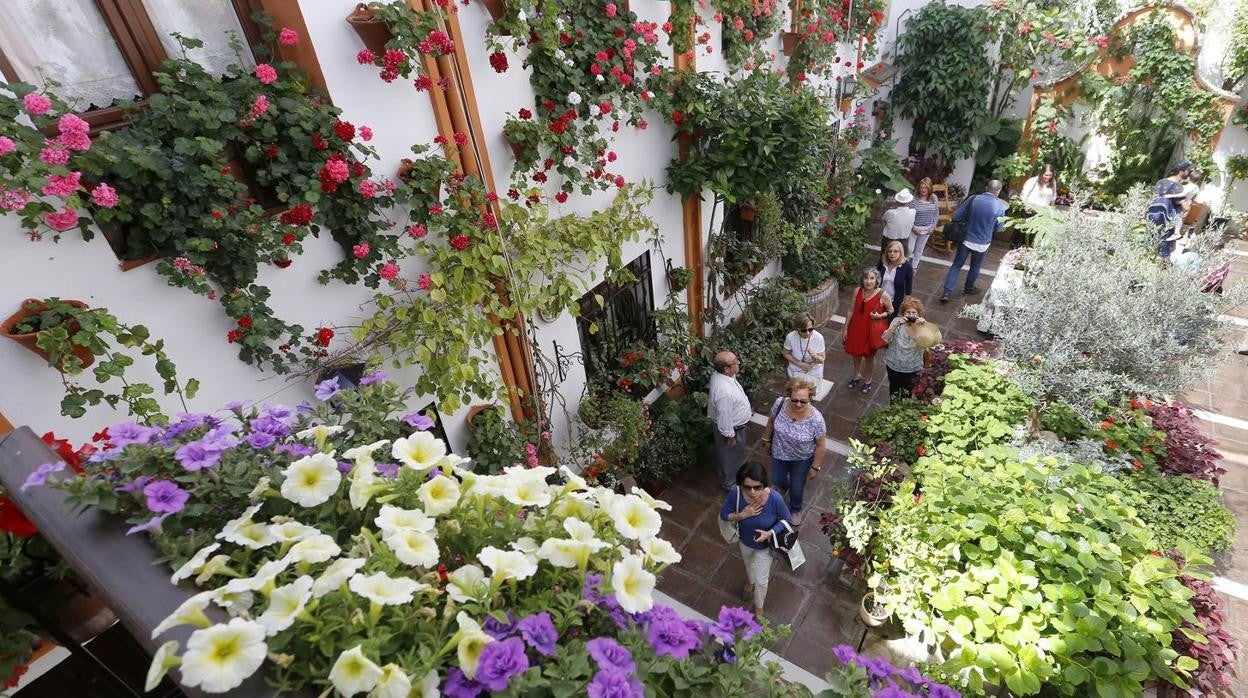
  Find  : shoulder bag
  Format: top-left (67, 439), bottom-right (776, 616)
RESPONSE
top-left (718, 487), bottom-right (741, 544)
top-left (943, 195), bottom-right (977, 244)
top-left (771, 519), bottom-right (806, 570)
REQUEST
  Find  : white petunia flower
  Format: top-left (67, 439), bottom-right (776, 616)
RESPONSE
top-left (329, 645), bottom-right (383, 697)
top-left (268, 521), bottom-right (320, 542)
top-left (295, 424), bottom-right (344, 450)
top-left (371, 663), bottom-right (412, 698)
top-left (342, 439), bottom-right (390, 469)
top-left (558, 466), bottom-right (589, 493)
top-left (211, 587), bottom-right (254, 617)
top-left (247, 476), bottom-right (272, 499)
top-left (446, 564), bottom-right (488, 603)
top-left (222, 556), bottom-right (292, 595)
top-left (311, 557), bottom-right (367, 599)
top-left (349, 461), bottom-right (385, 510)
top-left (567, 91), bottom-right (582, 105)
top-left (223, 520), bottom-right (277, 550)
top-left (536, 538), bottom-right (591, 568)
top-left (631, 486), bottom-right (673, 512)
top-left (641, 536), bottom-right (682, 565)
top-left (375, 505), bottom-right (435, 535)
top-left (151, 591), bottom-right (215, 639)
top-left (611, 554), bottom-right (655, 614)
top-left (436, 453), bottom-right (472, 471)
top-left (145, 640), bottom-right (180, 692)
top-left (511, 536), bottom-right (539, 554)
top-left (455, 612), bottom-right (492, 679)
top-left (179, 619), bottom-right (267, 693)
top-left (280, 452), bottom-right (342, 507)
top-left (608, 494), bottom-right (662, 540)
top-left (195, 554), bottom-right (233, 586)
top-left (391, 432), bottom-right (447, 472)
top-left (216, 504), bottom-right (262, 541)
top-left (553, 491), bottom-right (595, 520)
top-left (348, 571), bottom-right (428, 605)
top-left (288, 534), bottom-right (341, 564)
top-left (383, 528), bottom-right (440, 568)
top-left (501, 471), bottom-right (552, 508)
top-left (478, 546), bottom-right (537, 583)
top-left (417, 474), bottom-right (461, 516)
top-left (257, 575), bottom-right (313, 636)
top-left (413, 669), bottom-right (440, 698)
top-left (170, 542), bottom-right (221, 584)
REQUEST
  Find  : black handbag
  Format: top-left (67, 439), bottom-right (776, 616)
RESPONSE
top-left (943, 195), bottom-right (977, 244)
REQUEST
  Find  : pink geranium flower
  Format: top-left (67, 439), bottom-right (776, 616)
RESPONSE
top-left (91, 183), bottom-right (119, 208)
top-left (353, 242), bottom-right (371, 259)
top-left (0, 137), bottom-right (15, 156)
top-left (40, 145), bottom-right (69, 166)
top-left (23, 93), bottom-right (52, 116)
top-left (378, 262), bottom-right (399, 280)
top-left (0, 188), bottom-right (30, 211)
top-left (279, 28), bottom-right (299, 46)
top-left (43, 207), bottom-right (79, 231)
top-left (254, 63), bottom-right (278, 85)
top-left (418, 273), bottom-right (431, 290)
top-left (42, 172), bottom-right (82, 198)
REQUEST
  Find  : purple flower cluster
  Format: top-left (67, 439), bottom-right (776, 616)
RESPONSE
top-left (474, 637), bottom-right (529, 691)
top-left (445, 612), bottom-right (556, 696)
top-left (173, 424), bottom-right (239, 471)
top-left (314, 376), bottom-right (341, 401)
top-left (830, 645), bottom-right (960, 698)
top-left (143, 480), bottom-right (189, 514)
top-left (586, 638), bottom-right (642, 698)
top-left (21, 461), bottom-right (65, 492)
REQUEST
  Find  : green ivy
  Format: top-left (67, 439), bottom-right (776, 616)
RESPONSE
top-left (1110, 472), bottom-right (1237, 555)
top-left (925, 357), bottom-right (1033, 455)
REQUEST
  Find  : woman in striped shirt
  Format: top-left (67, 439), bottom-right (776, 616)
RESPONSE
top-left (908, 177), bottom-right (940, 270)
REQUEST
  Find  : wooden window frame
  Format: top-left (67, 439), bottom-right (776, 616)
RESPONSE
top-left (0, 0), bottom-right (267, 131)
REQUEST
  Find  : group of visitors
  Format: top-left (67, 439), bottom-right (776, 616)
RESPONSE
top-left (1148, 160), bottom-right (1200, 262)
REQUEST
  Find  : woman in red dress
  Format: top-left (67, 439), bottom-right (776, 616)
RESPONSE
top-left (842, 267), bottom-right (892, 394)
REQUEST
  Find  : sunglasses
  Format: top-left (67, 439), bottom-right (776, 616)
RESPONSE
top-left (790, 398), bottom-right (810, 405)
top-left (799, 327), bottom-right (814, 334)
top-left (742, 484), bottom-right (765, 492)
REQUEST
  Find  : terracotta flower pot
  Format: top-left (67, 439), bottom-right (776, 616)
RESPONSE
top-left (781, 32), bottom-right (802, 56)
top-left (466, 404), bottom-right (500, 428)
top-left (1, 299), bottom-right (95, 371)
top-left (482, 0), bottom-right (507, 22)
top-left (346, 3), bottom-right (393, 56)
top-left (505, 135), bottom-right (526, 160)
top-left (396, 159), bottom-right (441, 198)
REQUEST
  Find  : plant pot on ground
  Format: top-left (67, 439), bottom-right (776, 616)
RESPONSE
top-left (1, 299), bottom-right (95, 370)
top-left (859, 591), bottom-right (889, 628)
top-left (346, 3), bottom-right (394, 55)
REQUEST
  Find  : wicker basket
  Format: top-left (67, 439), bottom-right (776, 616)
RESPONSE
top-left (802, 278), bottom-right (839, 327)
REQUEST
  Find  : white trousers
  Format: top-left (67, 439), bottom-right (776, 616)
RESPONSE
top-left (739, 543), bottom-right (773, 609)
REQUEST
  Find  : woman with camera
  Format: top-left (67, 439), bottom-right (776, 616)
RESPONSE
top-left (882, 296), bottom-right (939, 402)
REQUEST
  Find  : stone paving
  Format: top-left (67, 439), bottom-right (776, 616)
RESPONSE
top-left (655, 233), bottom-right (1248, 695)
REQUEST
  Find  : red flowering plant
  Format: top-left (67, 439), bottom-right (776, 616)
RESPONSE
top-left (707, 0), bottom-right (783, 69)
top-left (784, 0), bottom-right (886, 83)
top-left (1093, 398), bottom-right (1167, 473)
top-left (910, 339), bottom-right (997, 402)
top-left (0, 85), bottom-right (119, 238)
top-left (350, 1), bottom-right (447, 83)
top-left (487, 0), bottom-right (663, 194)
top-left (343, 143), bottom-right (655, 410)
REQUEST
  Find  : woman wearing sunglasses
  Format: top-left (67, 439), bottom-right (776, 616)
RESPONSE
top-left (720, 462), bottom-right (793, 617)
top-left (782, 313), bottom-right (826, 389)
top-left (760, 378), bottom-right (826, 525)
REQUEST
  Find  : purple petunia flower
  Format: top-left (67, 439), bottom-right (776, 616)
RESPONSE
top-left (833, 644), bottom-right (858, 666)
top-left (716, 645), bottom-right (737, 665)
top-left (336, 461), bottom-right (354, 476)
top-left (442, 667), bottom-right (483, 698)
top-left (586, 669), bottom-right (644, 698)
top-left (125, 513), bottom-right (170, 535)
top-left (21, 462), bottom-right (65, 492)
top-left (647, 615), bottom-right (701, 659)
top-left (221, 400), bottom-right (248, 413)
top-left (402, 412), bottom-right (435, 431)
top-left (201, 426), bottom-right (239, 452)
top-left (88, 448), bottom-right (124, 463)
top-left (296, 400), bottom-right (314, 414)
top-left (929, 685), bottom-right (962, 698)
top-left (107, 422), bottom-right (160, 448)
top-left (586, 637), bottom-right (635, 674)
top-left (474, 637), bottom-right (529, 692)
top-left (246, 432), bottom-right (277, 449)
top-left (483, 612), bottom-right (518, 640)
top-left (174, 441), bottom-right (223, 471)
top-left (374, 462), bottom-right (400, 479)
top-left (872, 687), bottom-right (914, 698)
top-left (143, 480), bottom-right (189, 514)
top-left (261, 403), bottom-right (294, 422)
top-left (249, 415), bottom-right (290, 437)
top-left (114, 475), bottom-right (154, 495)
top-left (275, 443), bottom-right (315, 458)
top-left (898, 666), bottom-right (925, 686)
top-left (314, 376), bottom-right (341, 401)
top-left (517, 612), bottom-right (558, 656)
top-left (582, 572), bottom-right (605, 605)
top-left (710, 606), bottom-right (761, 643)
top-left (359, 371), bottom-right (388, 386)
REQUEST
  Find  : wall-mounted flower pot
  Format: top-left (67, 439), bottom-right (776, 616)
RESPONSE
top-left (466, 403), bottom-right (502, 428)
top-left (346, 3), bottom-right (393, 56)
top-left (482, 0), bottom-right (507, 23)
top-left (1, 299), bottom-right (95, 370)
top-left (781, 32), bottom-right (802, 56)
top-left (396, 159), bottom-right (442, 199)
top-left (505, 135), bottom-right (527, 160)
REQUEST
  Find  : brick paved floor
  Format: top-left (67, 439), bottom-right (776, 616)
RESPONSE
top-left (657, 234), bottom-right (1248, 694)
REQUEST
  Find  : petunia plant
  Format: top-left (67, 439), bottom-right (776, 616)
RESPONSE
top-left (72, 390), bottom-right (811, 696)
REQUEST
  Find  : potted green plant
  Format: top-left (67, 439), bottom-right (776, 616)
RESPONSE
top-left (2, 298), bottom-right (95, 370)
top-left (858, 591), bottom-right (889, 628)
top-left (345, 3), bottom-right (395, 55)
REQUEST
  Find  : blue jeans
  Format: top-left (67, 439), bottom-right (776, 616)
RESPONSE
top-left (943, 244), bottom-right (987, 295)
top-left (770, 455), bottom-right (814, 513)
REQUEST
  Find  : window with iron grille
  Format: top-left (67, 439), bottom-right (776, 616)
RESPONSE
top-left (577, 252), bottom-right (656, 389)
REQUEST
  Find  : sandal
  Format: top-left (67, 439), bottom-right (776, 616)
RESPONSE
top-left (846, 378), bottom-right (862, 390)
top-left (860, 382), bottom-right (873, 395)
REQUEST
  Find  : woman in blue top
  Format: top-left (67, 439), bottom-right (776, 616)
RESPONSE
top-left (720, 462), bottom-right (792, 617)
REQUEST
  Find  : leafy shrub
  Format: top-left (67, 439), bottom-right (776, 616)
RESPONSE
top-left (1165, 548), bottom-right (1240, 695)
top-left (1113, 472), bottom-right (1237, 554)
top-left (637, 392), bottom-right (711, 484)
top-left (690, 277), bottom-right (807, 396)
top-left (820, 441), bottom-right (905, 583)
top-left (872, 450), bottom-right (1199, 696)
top-left (1092, 400), bottom-right (1166, 472)
top-left (1039, 401), bottom-right (1090, 440)
top-left (1144, 400), bottom-right (1226, 484)
top-left (924, 358), bottom-right (1032, 455)
top-left (857, 398), bottom-right (930, 464)
top-left (466, 405), bottom-right (525, 475)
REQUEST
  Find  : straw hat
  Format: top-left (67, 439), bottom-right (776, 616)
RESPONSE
top-left (912, 321), bottom-right (943, 349)
top-left (894, 189), bottom-right (914, 204)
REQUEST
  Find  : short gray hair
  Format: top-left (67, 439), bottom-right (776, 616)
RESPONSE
top-left (987, 179), bottom-right (1004, 193)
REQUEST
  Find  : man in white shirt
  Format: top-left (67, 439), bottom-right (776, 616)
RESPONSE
top-left (708, 351), bottom-right (752, 491)
top-left (880, 189), bottom-right (916, 253)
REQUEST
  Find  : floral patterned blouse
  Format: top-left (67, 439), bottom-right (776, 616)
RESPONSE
top-left (769, 398), bottom-right (826, 461)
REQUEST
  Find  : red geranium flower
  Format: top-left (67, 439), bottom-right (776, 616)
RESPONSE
top-left (237, 315), bottom-right (253, 329)
top-left (0, 496), bottom-right (37, 537)
top-left (333, 119), bottom-right (356, 141)
top-left (227, 329), bottom-right (245, 343)
top-left (489, 51), bottom-right (508, 72)
top-left (449, 234), bottom-right (471, 250)
top-left (279, 203), bottom-right (314, 226)
top-left (316, 327), bottom-right (334, 347)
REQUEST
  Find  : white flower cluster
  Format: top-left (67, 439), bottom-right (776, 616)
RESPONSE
top-left (146, 435), bottom-right (680, 695)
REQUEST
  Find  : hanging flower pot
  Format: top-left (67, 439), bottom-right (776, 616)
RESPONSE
top-left (859, 591), bottom-right (889, 628)
top-left (346, 3), bottom-right (393, 56)
top-left (781, 32), bottom-right (802, 56)
top-left (1, 299), bottom-right (95, 371)
top-left (504, 134), bottom-right (527, 160)
top-left (482, 0), bottom-right (507, 23)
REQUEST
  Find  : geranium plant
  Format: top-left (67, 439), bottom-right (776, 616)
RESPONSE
top-left (351, 1), bottom-right (446, 83)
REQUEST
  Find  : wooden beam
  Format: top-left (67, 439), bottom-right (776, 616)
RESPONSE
top-left (261, 0), bottom-right (327, 91)
top-left (674, 4), bottom-right (705, 338)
